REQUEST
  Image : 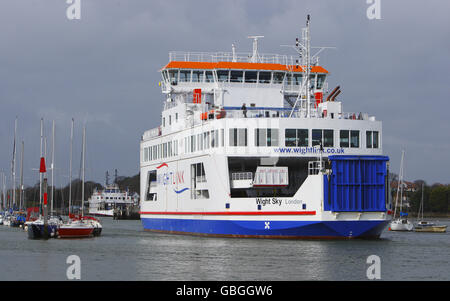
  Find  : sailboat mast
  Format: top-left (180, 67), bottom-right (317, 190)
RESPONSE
top-left (51, 120), bottom-right (55, 214)
top-left (81, 125), bottom-right (86, 217)
top-left (12, 117), bottom-right (17, 209)
top-left (20, 141), bottom-right (24, 210)
top-left (39, 118), bottom-right (43, 211)
top-left (69, 118), bottom-right (74, 216)
top-left (420, 183), bottom-right (424, 221)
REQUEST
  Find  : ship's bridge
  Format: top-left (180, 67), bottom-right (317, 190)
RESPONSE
top-left (159, 50), bottom-right (329, 110)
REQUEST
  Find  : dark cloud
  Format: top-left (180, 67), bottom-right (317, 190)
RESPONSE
top-left (0, 0), bottom-right (449, 188)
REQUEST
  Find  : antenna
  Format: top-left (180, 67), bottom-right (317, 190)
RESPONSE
top-left (232, 43), bottom-right (237, 62)
top-left (248, 35), bottom-right (264, 63)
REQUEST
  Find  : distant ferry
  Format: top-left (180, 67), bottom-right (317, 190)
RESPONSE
top-left (139, 16), bottom-right (391, 239)
top-left (88, 184), bottom-right (139, 217)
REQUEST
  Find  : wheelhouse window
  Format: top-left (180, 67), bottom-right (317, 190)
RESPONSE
top-left (217, 70), bottom-right (229, 82)
top-left (192, 70), bottom-right (204, 82)
top-left (179, 70), bottom-right (191, 82)
top-left (285, 129), bottom-right (308, 147)
top-left (258, 72), bottom-right (271, 84)
top-left (273, 72), bottom-right (285, 84)
top-left (317, 74), bottom-right (326, 89)
top-left (205, 71), bottom-right (214, 82)
top-left (293, 73), bottom-right (302, 85)
top-left (244, 71), bottom-right (257, 83)
top-left (230, 70), bottom-right (244, 83)
top-left (168, 70), bottom-right (178, 84)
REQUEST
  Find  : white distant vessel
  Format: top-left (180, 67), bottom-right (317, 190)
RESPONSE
top-left (88, 183), bottom-right (139, 217)
top-left (390, 150), bottom-right (414, 231)
top-left (140, 16), bottom-right (391, 239)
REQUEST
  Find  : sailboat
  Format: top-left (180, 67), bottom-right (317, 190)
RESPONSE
top-left (58, 122), bottom-right (96, 238)
top-left (27, 119), bottom-right (61, 239)
top-left (390, 150), bottom-right (414, 231)
top-left (414, 183), bottom-right (447, 233)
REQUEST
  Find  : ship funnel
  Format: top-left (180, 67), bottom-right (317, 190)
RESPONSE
top-left (331, 89), bottom-right (341, 102)
top-left (326, 86), bottom-right (340, 101)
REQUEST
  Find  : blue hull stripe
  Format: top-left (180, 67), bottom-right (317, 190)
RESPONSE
top-left (141, 217), bottom-right (389, 238)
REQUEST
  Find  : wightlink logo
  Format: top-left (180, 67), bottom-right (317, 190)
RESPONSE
top-left (156, 162), bottom-right (189, 194)
top-left (274, 147), bottom-right (344, 155)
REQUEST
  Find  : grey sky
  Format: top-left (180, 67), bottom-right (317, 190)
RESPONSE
top-left (1, 0), bottom-right (449, 188)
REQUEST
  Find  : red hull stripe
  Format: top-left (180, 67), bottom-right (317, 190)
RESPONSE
top-left (58, 228), bottom-right (94, 237)
top-left (140, 211), bottom-right (316, 216)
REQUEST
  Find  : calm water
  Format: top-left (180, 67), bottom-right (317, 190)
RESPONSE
top-left (0, 218), bottom-right (449, 281)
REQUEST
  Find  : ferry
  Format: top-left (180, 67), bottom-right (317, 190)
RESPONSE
top-left (88, 183), bottom-right (139, 217)
top-left (139, 16), bottom-right (391, 239)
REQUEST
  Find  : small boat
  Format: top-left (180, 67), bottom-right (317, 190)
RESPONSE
top-left (27, 216), bottom-right (61, 239)
top-left (57, 124), bottom-right (100, 239)
top-left (58, 219), bottom-right (94, 238)
top-left (414, 184), bottom-right (447, 233)
top-left (414, 221), bottom-right (447, 233)
top-left (390, 217), bottom-right (414, 231)
top-left (389, 151), bottom-right (414, 231)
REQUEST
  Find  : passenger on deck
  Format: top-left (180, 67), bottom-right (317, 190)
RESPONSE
top-left (241, 103), bottom-right (247, 118)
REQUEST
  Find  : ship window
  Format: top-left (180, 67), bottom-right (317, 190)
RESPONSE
top-left (312, 129), bottom-right (333, 147)
top-left (312, 129), bottom-right (322, 146)
top-left (324, 130), bottom-right (334, 147)
top-left (317, 74), bottom-right (326, 89)
top-left (221, 129), bottom-right (224, 147)
top-left (168, 70), bottom-right (178, 85)
top-left (230, 70), bottom-right (243, 83)
top-left (192, 70), bottom-right (203, 82)
top-left (255, 128), bottom-right (279, 146)
top-left (244, 71), bottom-right (257, 83)
top-left (169, 115), bottom-right (172, 125)
top-left (205, 71), bottom-right (214, 83)
top-left (198, 134), bottom-right (202, 151)
top-left (340, 130), bottom-right (349, 147)
top-left (366, 131), bottom-right (379, 149)
top-left (191, 163), bottom-right (209, 199)
top-left (285, 73), bottom-right (292, 86)
top-left (259, 72), bottom-right (271, 84)
top-left (217, 70), bottom-right (229, 82)
top-left (162, 117), bottom-right (165, 127)
top-left (175, 113), bottom-right (178, 122)
top-left (309, 75), bottom-right (316, 89)
top-left (179, 70), bottom-right (191, 82)
top-left (145, 170), bottom-right (157, 201)
top-left (285, 129), bottom-right (308, 147)
top-left (366, 131), bottom-right (373, 148)
top-left (273, 72), bottom-right (284, 84)
top-left (293, 73), bottom-right (302, 85)
top-left (229, 128), bottom-right (247, 146)
top-left (144, 147), bottom-right (149, 162)
top-left (351, 130), bottom-right (360, 148)
top-left (373, 131), bottom-right (379, 148)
